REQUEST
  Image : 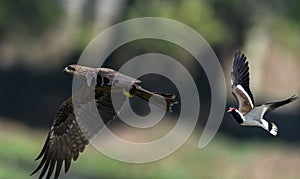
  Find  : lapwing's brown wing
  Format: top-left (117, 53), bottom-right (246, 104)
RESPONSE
top-left (231, 51), bottom-right (254, 115)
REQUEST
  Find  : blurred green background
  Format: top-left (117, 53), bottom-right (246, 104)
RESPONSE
top-left (0, 0), bottom-right (299, 178)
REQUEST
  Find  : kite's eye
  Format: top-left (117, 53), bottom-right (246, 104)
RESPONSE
top-left (67, 66), bottom-right (75, 71)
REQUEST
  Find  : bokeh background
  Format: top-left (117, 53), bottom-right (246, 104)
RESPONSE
top-left (0, 0), bottom-right (299, 178)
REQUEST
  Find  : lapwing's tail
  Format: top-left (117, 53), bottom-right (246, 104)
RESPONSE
top-left (130, 84), bottom-right (178, 112)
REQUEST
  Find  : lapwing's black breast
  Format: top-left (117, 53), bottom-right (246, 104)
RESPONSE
top-left (231, 112), bottom-right (244, 124)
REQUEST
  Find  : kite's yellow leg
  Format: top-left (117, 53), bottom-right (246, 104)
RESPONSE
top-left (122, 89), bottom-right (133, 97)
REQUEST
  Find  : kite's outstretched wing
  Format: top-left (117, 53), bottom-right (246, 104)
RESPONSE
top-left (31, 97), bottom-right (88, 179)
top-left (31, 87), bottom-right (126, 179)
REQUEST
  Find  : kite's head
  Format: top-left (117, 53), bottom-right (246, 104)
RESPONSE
top-left (64, 64), bottom-right (98, 86)
top-left (64, 64), bottom-right (76, 75)
top-left (64, 64), bottom-right (95, 76)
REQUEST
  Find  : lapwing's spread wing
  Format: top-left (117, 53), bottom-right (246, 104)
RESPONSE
top-left (31, 86), bottom-right (127, 179)
top-left (231, 51), bottom-right (254, 115)
top-left (259, 95), bottom-right (298, 118)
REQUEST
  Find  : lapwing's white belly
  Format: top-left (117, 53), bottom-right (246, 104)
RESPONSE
top-left (241, 119), bottom-right (261, 127)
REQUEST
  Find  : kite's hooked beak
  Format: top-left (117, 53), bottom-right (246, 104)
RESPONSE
top-left (63, 66), bottom-right (76, 75)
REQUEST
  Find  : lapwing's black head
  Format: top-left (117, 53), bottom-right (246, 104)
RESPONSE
top-left (227, 107), bottom-right (244, 124)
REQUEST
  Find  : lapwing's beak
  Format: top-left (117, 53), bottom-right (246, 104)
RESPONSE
top-left (227, 107), bottom-right (235, 113)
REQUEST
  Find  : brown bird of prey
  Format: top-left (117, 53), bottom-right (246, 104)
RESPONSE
top-left (31, 65), bottom-right (178, 179)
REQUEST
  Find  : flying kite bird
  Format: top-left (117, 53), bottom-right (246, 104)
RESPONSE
top-left (31, 65), bottom-right (178, 179)
top-left (227, 51), bottom-right (297, 136)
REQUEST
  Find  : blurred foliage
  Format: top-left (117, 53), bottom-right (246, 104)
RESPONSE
top-left (268, 16), bottom-right (300, 55)
top-left (0, 0), bottom-right (63, 37)
top-left (120, 0), bottom-right (300, 56)
top-left (125, 0), bottom-right (229, 46)
top-left (0, 0), bottom-right (299, 67)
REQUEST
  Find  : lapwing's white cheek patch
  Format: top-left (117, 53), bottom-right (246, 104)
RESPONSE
top-left (236, 85), bottom-right (254, 108)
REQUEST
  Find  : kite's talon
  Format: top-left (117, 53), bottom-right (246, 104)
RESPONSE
top-left (122, 89), bottom-right (133, 97)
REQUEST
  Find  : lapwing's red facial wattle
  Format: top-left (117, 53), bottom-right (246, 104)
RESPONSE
top-left (227, 107), bottom-right (236, 113)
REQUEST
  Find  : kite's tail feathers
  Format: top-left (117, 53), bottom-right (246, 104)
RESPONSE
top-left (130, 84), bottom-right (178, 112)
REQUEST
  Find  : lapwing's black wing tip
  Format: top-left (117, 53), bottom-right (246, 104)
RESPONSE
top-left (290, 95), bottom-right (298, 101)
top-left (264, 95), bottom-right (298, 113)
